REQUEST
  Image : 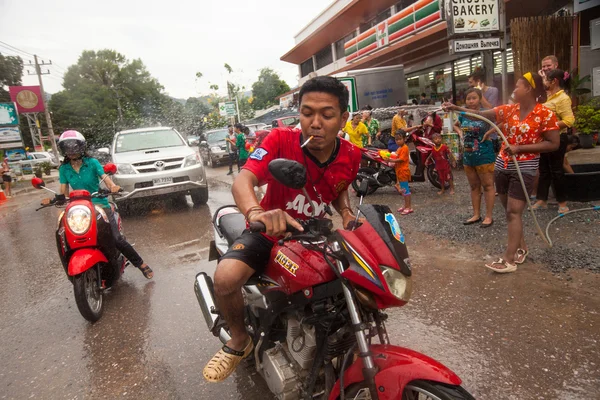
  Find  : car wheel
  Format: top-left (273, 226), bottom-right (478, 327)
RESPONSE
top-left (190, 187), bottom-right (209, 206)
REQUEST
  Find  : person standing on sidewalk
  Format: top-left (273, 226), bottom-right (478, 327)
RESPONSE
top-left (362, 110), bottom-right (380, 146)
top-left (235, 123), bottom-right (249, 171)
top-left (468, 69), bottom-right (500, 108)
top-left (2, 158), bottom-right (12, 198)
top-left (225, 125), bottom-right (238, 176)
top-left (533, 69), bottom-right (575, 213)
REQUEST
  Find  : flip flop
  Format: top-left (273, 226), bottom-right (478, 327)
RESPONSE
top-left (401, 209), bottom-right (414, 215)
top-left (515, 248), bottom-right (529, 265)
top-left (484, 258), bottom-right (517, 274)
top-left (558, 206), bottom-right (570, 214)
top-left (203, 339), bottom-right (254, 382)
top-left (397, 207), bottom-right (405, 213)
top-left (463, 217), bottom-right (482, 225)
top-left (531, 203), bottom-right (548, 210)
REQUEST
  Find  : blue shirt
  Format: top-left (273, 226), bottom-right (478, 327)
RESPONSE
top-left (59, 157), bottom-right (109, 207)
top-left (458, 112), bottom-right (496, 167)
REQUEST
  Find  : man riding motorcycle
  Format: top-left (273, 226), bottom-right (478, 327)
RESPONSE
top-left (43, 130), bottom-right (153, 280)
top-left (203, 76), bottom-right (362, 382)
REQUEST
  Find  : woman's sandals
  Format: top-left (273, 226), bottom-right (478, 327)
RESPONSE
top-left (484, 258), bottom-right (517, 274)
top-left (203, 339), bottom-right (254, 382)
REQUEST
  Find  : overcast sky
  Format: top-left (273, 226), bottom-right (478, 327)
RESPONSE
top-left (0, 0), bottom-right (328, 99)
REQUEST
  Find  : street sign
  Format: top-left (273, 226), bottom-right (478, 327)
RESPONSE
top-left (218, 101), bottom-right (237, 117)
top-left (339, 77), bottom-right (358, 113)
top-left (449, 37), bottom-right (502, 54)
top-left (9, 86), bottom-right (45, 114)
top-left (0, 127), bottom-right (24, 149)
top-left (445, 0), bottom-right (500, 36)
top-left (0, 103), bottom-right (19, 126)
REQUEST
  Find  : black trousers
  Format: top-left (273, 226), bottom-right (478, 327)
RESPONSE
top-left (105, 207), bottom-right (144, 268)
top-left (228, 152), bottom-right (237, 172)
top-left (537, 134), bottom-right (568, 203)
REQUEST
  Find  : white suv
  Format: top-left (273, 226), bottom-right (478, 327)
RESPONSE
top-left (109, 127), bottom-right (209, 206)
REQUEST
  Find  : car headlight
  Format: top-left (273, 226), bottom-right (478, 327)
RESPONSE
top-left (380, 266), bottom-right (412, 302)
top-left (116, 163), bottom-right (136, 174)
top-left (66, 205), bottom-right (92, 235)
top-left (184, 153), bottom-right (200, 167)
top-left (210, 146), bottom-right (222, 153)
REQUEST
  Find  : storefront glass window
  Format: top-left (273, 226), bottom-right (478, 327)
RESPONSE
top-left (406, 63), bottom-right (452, 105)
top-left (453, 55), bottom-right (482, 106)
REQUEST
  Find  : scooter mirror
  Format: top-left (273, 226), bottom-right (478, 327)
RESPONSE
top-left (103, 163), bottom-right (117, 175)
top-left (357, 179), bottom-right (370, 197)
top-left (268, 159), bottom-right (307, 190)
top-left (31, 177), bottom-right (45, 189)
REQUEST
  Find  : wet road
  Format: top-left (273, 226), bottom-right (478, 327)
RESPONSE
top-left (1, 166), bottom-right (599, 399)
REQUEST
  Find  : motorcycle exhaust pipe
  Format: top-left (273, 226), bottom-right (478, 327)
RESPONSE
top-left (194, 272), bottom-right (231, 344)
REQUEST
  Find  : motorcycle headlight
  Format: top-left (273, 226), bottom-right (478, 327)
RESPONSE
top-left (184, 153), bottom-right (200, 167)
top-left (380, 266), bottom-right (412, 302)
top-left (116, 163), bottom-right (136, 175)
top-left (66, 205), bottom-right (92, 235)
top-left (210, 146), bottom-right (222, 153)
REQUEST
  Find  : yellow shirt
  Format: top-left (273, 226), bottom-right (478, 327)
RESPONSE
top-left (344, 121), bottom-right (369, 148)
top-left (391, 115), bottom-right (407, 137)
top-left (544, 90), bottom-right (575, 133)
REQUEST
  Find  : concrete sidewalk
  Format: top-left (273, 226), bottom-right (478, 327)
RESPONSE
top-left (3, 170), bottom-right (60, 198)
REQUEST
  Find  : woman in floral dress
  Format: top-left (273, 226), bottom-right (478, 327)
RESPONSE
top-left (444, 72), bottom-right (560, 273)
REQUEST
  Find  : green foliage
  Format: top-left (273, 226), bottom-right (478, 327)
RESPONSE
top-left (49, 49), bottom-right (186, 146)
top-left (251, 68), bottom-right (291, 110)
top-left (0, 53), bottom-right (23, 102)
top-left (574, 102), bottom-right (600, 135)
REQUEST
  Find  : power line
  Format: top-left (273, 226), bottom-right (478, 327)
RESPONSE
top-left (0, 40), bottom-right (34, 57)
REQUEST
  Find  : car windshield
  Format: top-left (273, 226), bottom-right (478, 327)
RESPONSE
top-left (115, 129), bottom-right (184, 153)
top-left (207, 130), bottom-right (228, 144)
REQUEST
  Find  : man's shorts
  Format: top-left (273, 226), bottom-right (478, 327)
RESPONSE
top-left (2, 174), bottom-right (11, 183)
top-left (396, 181), bottom-right (411, 196)
top-left (495, 169), bottom-right (535, 202)
top-left (219, 230), bottom-right (274, 275)
top-left (464, 163), bottom-right (495, 175)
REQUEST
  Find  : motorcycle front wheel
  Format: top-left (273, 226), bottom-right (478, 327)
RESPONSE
top-left (73, 266), bottom-right (103, 322)
top-left (402, 380), bottom-right (475, 400)
top-left (351, 167), bottom-right (380, 196)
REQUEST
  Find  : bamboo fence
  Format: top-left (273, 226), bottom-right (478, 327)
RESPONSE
top-left (511, 16), bottom-right (572, 77)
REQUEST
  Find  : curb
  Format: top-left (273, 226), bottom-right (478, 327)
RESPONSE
top-left (11, 176), bottom-right (59, 196)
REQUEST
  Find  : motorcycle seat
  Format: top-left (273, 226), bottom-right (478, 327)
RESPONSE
top-left (218, 212), bottom-right (246, 246)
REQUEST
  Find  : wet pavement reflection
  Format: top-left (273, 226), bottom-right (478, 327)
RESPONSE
top-left (0, 167), bottom-right (598, 399)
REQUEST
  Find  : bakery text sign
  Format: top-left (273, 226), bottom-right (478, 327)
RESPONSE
top-left (445, 0), bottom-right (500, 35)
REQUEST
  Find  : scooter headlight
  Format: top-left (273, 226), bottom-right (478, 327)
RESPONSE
top-left (380, 266), bottom-right (412, 302)
top-left (66, 205), bottom-right (92, 234)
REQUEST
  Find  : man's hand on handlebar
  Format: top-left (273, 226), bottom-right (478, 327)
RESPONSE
top-left (110, 185), bottom-right (121, 194)
top-left (248, 209), bottom-right (304, 237)
top-left (41, 194), bottom-right (66, 206)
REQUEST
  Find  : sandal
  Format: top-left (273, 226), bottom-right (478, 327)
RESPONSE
top-left (558, 206), bottom-right (569, 214)
top-left (515, 248), bottom-right (528, 265)
top-left (138, 264), bottom-right (154, 279)
top-left (397, 207), bottom-right (405, 213)
top-left (463, 217), bottom-right (482, 226)
top-left (484, 258), bottom-right (517, 274)
top-left (203, 339), bottom-right (254, 382)
top-left (401, 209), bottom-right (413, 215)
top-left (531, 203), bottom-right (548, 210)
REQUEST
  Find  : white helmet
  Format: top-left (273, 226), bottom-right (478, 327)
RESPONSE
top-left (58, 130), bottom-right (86, 156)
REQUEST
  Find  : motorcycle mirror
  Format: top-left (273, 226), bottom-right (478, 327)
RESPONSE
top-left (31, 177), bottom-right (45, 189)
top-left (357, 179), bottom-right (370, 197)
top-left (103, 163), bottom-right (117, 175)
top-left (268, 159), bottom-right (307, 190)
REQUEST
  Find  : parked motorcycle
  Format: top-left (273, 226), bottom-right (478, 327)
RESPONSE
top-left (351, 130), bottom-right (448, 196)
top-left (32, 163), bottom-right (130, 322)
top-left (195, 159), bottom-right (473, 400)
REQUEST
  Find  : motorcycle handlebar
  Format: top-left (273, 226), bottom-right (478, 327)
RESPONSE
top-left (248, 221), bottom-right (303, 235)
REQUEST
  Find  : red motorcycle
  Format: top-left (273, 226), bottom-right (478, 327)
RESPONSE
top-left (195, 159), bottom-right (473, 400)
top-left (32, 163), bottom-right (129, 322)
top-left (351, 130), bottom-right (448, 196)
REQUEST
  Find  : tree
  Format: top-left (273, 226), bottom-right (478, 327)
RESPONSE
top-left (251, 68), bottom-right (290, 110)
top-left (49, 49), bottom-right (183, 146)
top-left (0, 53), bottom-right (23, 102)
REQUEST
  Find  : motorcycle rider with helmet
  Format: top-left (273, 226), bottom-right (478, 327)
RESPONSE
top-left (43, 130), bottom-right (153, 279)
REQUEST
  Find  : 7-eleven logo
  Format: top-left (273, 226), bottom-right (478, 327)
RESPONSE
top-left (377, 22), bottom-right (388, 48)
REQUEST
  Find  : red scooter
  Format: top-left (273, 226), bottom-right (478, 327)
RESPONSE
top-left (351, 130), bottom-right (447, 196)
top-left (32, 163), bottom-right (129, 322)
top-left (195, 159), bottom-right (473, 400)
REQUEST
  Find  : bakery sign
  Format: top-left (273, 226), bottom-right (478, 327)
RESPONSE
top-left (445, 0), bottom-right (500, 36)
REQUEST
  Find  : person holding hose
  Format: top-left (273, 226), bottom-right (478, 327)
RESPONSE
top-left (532, 69), bottom-right (575, 213)
top-left (444, 72), bottom-right (560, 273)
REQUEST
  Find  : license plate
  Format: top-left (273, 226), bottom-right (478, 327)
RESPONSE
top-left (152, 177), bottom-right (173, 186)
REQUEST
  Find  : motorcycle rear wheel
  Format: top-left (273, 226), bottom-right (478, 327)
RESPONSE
top-left (73, 266), bottom-right (103, 322)
top-left (426, 165), bottom-right (450, 190)
top-left (351, 167), bottom-right (380, 196)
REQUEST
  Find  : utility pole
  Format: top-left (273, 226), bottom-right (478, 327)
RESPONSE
top-left (27, 55), bottom-right (60, 162)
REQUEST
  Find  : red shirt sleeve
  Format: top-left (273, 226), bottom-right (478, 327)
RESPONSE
top-left (494, 104), bottom-right (512, 124)
top-left (540, 107), bottom-right (560, 132)
top-left (242, 128), bottom-right (282, 185)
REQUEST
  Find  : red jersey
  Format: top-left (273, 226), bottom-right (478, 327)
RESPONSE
top-left (431, 144), bottom-right (451, 171)
top-left (243, 128), bottom-right (362, 220)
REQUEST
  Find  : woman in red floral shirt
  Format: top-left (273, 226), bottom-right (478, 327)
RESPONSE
top-left (444, 73), bottom-right (560, 273)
